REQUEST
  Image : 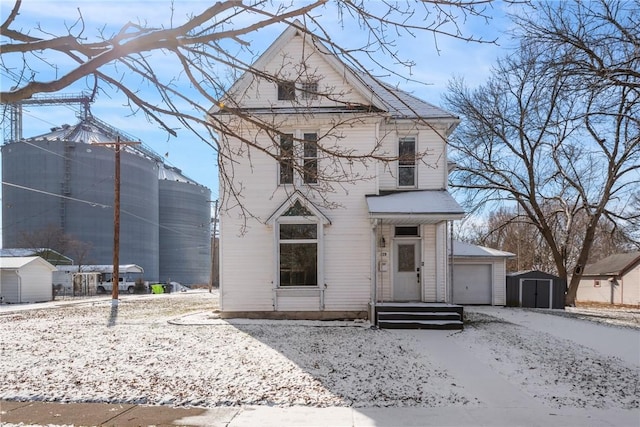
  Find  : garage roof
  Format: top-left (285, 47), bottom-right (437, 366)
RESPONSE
top-left (453, 241), bottom-right (514, 258)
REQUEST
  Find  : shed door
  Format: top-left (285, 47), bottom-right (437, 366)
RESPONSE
top-left (521, 279), bottom-right (552, 308)
top-left (453, 264), bottom-right (492, 304)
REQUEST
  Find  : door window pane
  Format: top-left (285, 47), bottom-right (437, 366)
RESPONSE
top-left (398, 244), bottom-right (415, 272)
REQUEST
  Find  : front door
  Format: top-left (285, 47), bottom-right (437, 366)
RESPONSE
top-left (393, 239), bottom-right (421, 301)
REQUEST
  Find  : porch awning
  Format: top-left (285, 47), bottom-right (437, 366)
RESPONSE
top-left (366, 190), bottom-right (465, 224)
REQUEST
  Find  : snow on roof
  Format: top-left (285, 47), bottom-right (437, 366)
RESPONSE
top-left (54, 264), bottom-right (144, 274)
top-left (366, 190), bottom-right (464, 216)
top-left (0, 256), bottom-right (57, 271)
top-left (454, 241), bottom-right (515, 258)
top-left (355, 71), bottom-right (459, 121)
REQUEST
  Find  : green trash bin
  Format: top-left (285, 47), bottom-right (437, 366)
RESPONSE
top-left (151, 284), bottom-right (164, 294)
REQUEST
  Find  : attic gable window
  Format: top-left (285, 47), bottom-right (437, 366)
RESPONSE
top-left (283, 200), bottom-right (313, 216)
top-left (301, 81), bottom-right (318, 100)
top-left (277, 81), bottom-right (296, 100)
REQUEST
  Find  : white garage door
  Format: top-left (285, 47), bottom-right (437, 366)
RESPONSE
top-left (453, 264), bottom-right (492, 304)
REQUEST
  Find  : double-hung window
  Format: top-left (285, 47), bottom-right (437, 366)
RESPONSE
top-left (303, 133), bottom-right (318, 184)
top-left (398, 137), bottom-right (416, 187)
top-left (300, 81), bottom-right (318, 100)
top-left (279, 134), bottom-right (294, 185)
top-left (278, 131), bottom-right (318, 185)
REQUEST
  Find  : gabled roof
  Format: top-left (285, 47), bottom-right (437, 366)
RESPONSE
top-left (453, 241), bottom-right (514, 258)
top-left (583, 252), bottom-right (640, 277)
top-left (211, 20), bottom-right (458, 123)
top-left (0, 256), bottom-right (57, 271)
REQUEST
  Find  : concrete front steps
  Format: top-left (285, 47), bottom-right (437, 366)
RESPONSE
top-left (375, 302), bottom-right (464, 330)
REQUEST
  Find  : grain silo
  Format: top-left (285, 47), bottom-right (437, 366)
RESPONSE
top-left (158, 164), bottom-right (212, 285)
top-left (2, 117), bottom-right (161, 281)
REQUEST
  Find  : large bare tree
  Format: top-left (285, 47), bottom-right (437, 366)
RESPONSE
top-left (445, 0), bottom-right (640, 305)
top-left (1, 0), bottom-right (497, 188)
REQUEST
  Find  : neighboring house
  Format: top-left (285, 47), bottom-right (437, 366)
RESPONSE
top-left (211, 23), bottom-right (464, 320)
top-left (577, 252), bottom-right (640, 306)
top-left (452, 241), bottom-right (514, 305)
top-left (0, 256), bottom-right (57, 303)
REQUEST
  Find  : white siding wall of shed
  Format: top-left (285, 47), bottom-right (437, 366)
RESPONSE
top-left (0, 270), bottom-right (20, 303)
top-left (17, 263), bottom-right (52, 303)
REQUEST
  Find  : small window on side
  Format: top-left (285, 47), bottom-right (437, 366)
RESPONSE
top-left (301, 82), bottom-right (318, 100)
top-left (278, 81), bottom-right (296, 100)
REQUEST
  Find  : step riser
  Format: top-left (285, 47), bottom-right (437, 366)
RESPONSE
top-left (378, 322), bottom-right (463, 330)
top-left (376, 306), bottom-right (463, 314)
top-left (378, 314), bottom-right (461, 321)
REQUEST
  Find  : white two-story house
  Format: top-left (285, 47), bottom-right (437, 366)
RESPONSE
top-left (210, 22), bottom-right (466, 324)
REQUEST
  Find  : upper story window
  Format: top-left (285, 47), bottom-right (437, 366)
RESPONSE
top-left (301, 81), bottom-right (318, 100)
top-left (279, 134), bottom-right (294, 184)
top-left (278, 131), bottom-right (318, 186)
top-left (398, 137), bottom-right (416, 187)
top-left (303, 133), bottom-right (318, 184)
top-left (277, 81), bottom-right (296, 100)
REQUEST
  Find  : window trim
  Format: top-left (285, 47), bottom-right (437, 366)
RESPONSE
top-left (277, 130), bottom-right (320, 187)
top-left (300, 81), bottom-right (319, 100)
top-left (398, 136), bottom-right (417, 188)
top-left (277, 81), bottom-right (296, 101)
top-left (275, 215), bottom-right (324, 288)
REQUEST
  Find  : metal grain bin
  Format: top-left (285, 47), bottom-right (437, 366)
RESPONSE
top-left (158, 165), bottom-right (211, 285)
top-left (2, 119), bottom-right (160, 280)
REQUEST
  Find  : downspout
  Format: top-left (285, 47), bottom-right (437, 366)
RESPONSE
top-left (370, 219), bottom-right (378, 325)
top-left (449, 220), bottom-right (454, 303)
top-left (16, 270), bottom-right (22, 303)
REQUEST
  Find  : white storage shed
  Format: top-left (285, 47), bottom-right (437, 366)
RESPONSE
top-left (0, 256), bottom-right (57, 303)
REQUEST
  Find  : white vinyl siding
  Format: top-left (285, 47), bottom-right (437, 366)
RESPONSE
top-left (377, 126), bottom-right (449, 191)
top-left (235, 34), bottom-right (370, 109)
top-left (220, 125), bottom-right (376, 313)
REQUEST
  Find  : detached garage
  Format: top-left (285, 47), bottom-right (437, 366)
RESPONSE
top-left (452, 241), bottom-right (514, 305)
top-left (0, 257), bottom-right (57, 303)
top-left (506, 270), bottom-right (566, 309)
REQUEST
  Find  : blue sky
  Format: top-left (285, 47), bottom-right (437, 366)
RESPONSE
top-left (1, 1), bottom-right (517, 202)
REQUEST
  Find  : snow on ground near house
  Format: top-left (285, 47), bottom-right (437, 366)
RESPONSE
top-left (0, 291), bottom-right (638, 412)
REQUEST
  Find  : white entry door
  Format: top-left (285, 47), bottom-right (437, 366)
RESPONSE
top-left (393, 239), bottom-right (421, 301)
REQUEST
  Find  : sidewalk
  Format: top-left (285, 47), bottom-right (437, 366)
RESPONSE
top-left (2, 400), bottom-right (638, 427)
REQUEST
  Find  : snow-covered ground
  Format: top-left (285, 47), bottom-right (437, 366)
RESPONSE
top-left (0, 291), bottom-right (638, 414)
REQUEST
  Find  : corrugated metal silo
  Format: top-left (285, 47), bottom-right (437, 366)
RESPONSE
top-left (158, 165), bottom-right (211, 285)
top-left (2, 119), bottom-right (160, 281)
